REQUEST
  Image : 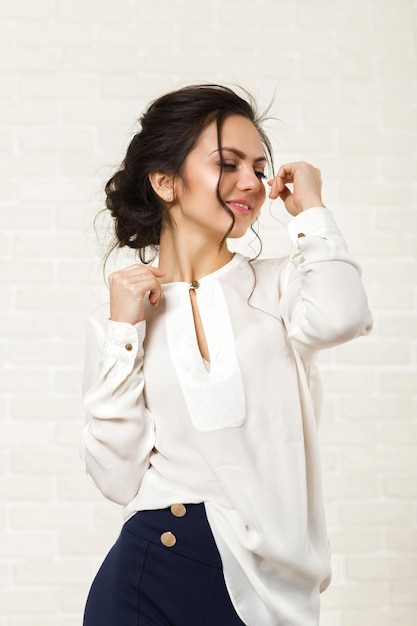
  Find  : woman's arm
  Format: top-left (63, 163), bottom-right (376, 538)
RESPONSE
top-left (80, 306), bottom-right (155, 506)
top-left (279, 207), bottom-right (373, 358)
top-left (268, 162), bottom-right (372, 357)
top-left (80, 263), bottom-right (165, 504)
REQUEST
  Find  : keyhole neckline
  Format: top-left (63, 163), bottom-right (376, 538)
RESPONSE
top-left (159, 252), bottom-right (240, 291)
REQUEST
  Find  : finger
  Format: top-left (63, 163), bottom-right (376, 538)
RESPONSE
top-left (149, 293), bottom-right (161, 306)
top-left (144, 268), bottom-right (166, 304)
top-left (148, 271), bottom-right (165, 306)
top-left (276, 163), bottom-right (296, 182)
top-left (110, 269), bottom-right (164, 298)
top-left (110, 267), bottom-right (166, 290)
top-left (268, 173), bottom-right (287, 199)
top-left (268, 179), bottom-right (278, 199)
top-left (148, 266), bottom-right (166, 277)
top-left (149, 282), bottom-right (164, 306)
top-left (278, 186), bottom-right (292, 204)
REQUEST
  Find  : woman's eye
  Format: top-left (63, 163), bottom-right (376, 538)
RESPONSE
top-left (219, 161), bottom-right (236, 170)
top-left (218, 161), bottom-right (266, 180)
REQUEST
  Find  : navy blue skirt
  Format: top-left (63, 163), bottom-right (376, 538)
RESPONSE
top-left (83, 503), bottom-right (246, 625)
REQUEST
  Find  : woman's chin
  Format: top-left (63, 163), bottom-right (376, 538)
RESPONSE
top-left (228, 224), bottom-right (255, 240)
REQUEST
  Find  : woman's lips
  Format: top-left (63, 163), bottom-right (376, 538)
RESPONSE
top-left (227, 200), bottom-right (251, 215)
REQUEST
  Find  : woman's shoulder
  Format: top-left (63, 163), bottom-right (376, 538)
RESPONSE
top-left (230, 254), bottom-right (292, 302)
top-left (236, 253), bottom-right (290, 277)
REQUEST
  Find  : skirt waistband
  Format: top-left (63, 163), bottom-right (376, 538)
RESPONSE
top-left (122, 503), bottom-right (222, 568)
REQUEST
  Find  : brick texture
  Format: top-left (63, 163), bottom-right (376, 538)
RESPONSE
top-left (1, 0), bottom-right (416, 623)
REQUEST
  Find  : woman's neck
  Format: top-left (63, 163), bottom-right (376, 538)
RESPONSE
top-left (158, 226), bottom-right (234, 284)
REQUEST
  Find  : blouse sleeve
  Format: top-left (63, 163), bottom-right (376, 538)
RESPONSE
top-left (80, 304), bottom-right (155, 505)
top-left (279, 207), bottom-right (373, 359)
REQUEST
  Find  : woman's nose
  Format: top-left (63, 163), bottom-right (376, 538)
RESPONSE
top-left (236, 167), bottom-right (262, 191)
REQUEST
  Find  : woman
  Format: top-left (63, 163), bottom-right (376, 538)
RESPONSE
top-left (81, 84), bottom-right (372, 626)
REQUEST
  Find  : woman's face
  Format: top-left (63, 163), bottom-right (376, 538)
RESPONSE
top-left (171, 115), bottom-right (267, 241)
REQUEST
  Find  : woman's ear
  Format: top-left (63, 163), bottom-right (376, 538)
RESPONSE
top-left (148, 172), bottom-right (175, 203)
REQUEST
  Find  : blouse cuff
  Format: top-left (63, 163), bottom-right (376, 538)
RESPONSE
top-left (103, 319), bottom-right (146, 359)
top-left (287, 207), bottom-right (341, 243)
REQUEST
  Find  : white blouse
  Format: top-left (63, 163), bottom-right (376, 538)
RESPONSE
top-left (81, 208), bottom-right (373, 626)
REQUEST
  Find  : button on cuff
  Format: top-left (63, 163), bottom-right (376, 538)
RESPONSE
top-left (104, 320), bottom-right (146, 359)
top-left (287, 207), bottom-right (341, 243)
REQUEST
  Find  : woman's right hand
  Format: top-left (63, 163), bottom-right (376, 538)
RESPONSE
top-left (108, 265), bottom-right (166, 325)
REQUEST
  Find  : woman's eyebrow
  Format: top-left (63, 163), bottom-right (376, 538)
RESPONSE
top-left (210, 147), bottom-right (267, 163)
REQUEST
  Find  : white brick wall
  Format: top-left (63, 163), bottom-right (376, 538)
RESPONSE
top-left (1, 0), bottom-right (416, 623)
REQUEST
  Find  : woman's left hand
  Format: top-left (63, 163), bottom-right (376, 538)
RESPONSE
top-left (268, 161), bottom-right (325, 216)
